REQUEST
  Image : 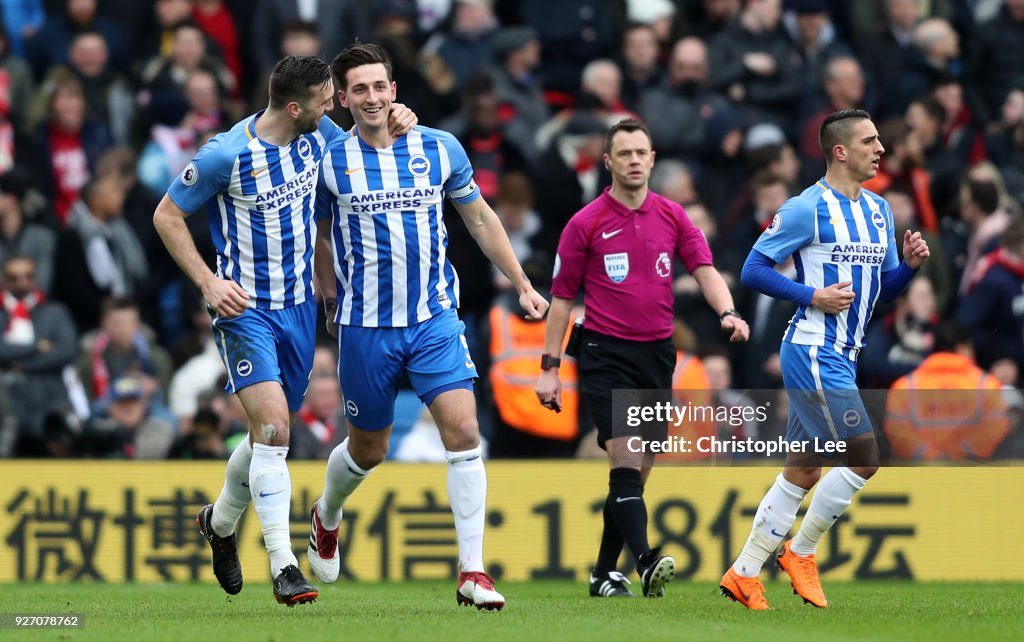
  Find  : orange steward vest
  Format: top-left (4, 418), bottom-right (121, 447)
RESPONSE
top-left (662, 352), bottom-right (716, 461)
top-left (884, 352), bottom-right (1009, 460)
top-left (489, 305), bottom-right (579, 440)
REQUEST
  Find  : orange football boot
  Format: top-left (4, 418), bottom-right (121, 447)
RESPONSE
top-left (777, 540), bottom-right (828, 608)
top-left (720, 567), bottom-right (770, 610)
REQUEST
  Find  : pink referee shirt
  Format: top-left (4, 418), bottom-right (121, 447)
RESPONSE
top-left (551, 187), bottom-right (713, 341)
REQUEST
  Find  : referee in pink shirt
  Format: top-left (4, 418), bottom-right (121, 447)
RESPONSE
top-left (536, 118), bottom-right (749, 599)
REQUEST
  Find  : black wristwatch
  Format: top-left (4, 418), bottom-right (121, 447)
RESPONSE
top-left (540, 354), bottom-right (561, 370)
top-left (719, 308), bottom-right (743, 322)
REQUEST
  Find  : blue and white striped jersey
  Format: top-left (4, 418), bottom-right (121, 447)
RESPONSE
top-left (167, 112), bottom-right (345, 310)
top-left (318, 126), bottom-right (480, 328)
top-left (753, 179), bottom-right (899, 358)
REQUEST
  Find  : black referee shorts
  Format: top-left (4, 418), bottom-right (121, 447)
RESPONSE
top-left (577, 329), bottom-right (676, 450)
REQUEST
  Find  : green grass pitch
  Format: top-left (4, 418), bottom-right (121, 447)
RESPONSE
top-left (2, 581), bottom-right (1021, 642)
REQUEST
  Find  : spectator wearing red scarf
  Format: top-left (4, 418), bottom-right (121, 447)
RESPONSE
top-left (0, 255), bottom-right (77, 452)
top-left (29, 72), bottom-right (112, 226)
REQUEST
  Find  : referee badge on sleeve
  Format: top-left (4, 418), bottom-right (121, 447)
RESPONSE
top-left (604, 252), bottom-right (629, 283)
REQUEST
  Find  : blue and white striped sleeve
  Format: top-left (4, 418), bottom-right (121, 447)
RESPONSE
top-left (437, 131), bottom-right (480, 205)
top-left (166, 135), bottom-right (232, 214)
top-left (751, 196), bottom-right (815, 264)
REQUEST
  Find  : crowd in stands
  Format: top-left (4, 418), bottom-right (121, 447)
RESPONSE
top-left (2, 0), bottom-right (1023, 461)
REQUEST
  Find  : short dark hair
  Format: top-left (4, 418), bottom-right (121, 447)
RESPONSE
top-left (877, 118), bottom-right (911, 149)
top-left (932, 320), bottom-right (971, 353)
top-left (605, 118), bottom-right (653, 155)
top-left (819, 109), bottom-right (872, 163)
top-left (100, 296), bottom-right (139, 318)
top-left (282, 20), bottom-right (318, 39)
top-left (910, 95), bottom-right (945, 124)
top-left (268, 55), bottom-right (332, 110)
top-left (747, 142), bottom-right (787, 171)
top-left (172, 20), bottom-right (204, 38)
top-left (463, 70), bottom-right (495, 98)
top-left (751, 169), bottom-right (784, 193)
top-left (71, 28), bottom-right (106, 46)
top-left (966, 178), bottom-right (1000, 215)
top-left (331, 43), bottom-right (392, 91)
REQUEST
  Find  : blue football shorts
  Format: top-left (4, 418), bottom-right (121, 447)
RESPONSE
top-left (337, 309), bottom-right (477, 431)
top-left (780, 341), bottom-right (873, 444)
top-left (210, 299), bottom-right (316, 412)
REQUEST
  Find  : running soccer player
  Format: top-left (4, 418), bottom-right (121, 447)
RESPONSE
top-left (305, 43), bottom-right (547, 611)
top-left (153, 55), bottom-right (415, 606)
top-left (720, 109), bottom-right (929, 610)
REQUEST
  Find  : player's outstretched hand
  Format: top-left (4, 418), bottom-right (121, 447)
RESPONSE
top-left (721, 315), bottom-right (750, 343)
top-left (535, 370), bottom-right (562, 413)
top-left (203, 278), bottom-right (249, 318)
top-left (811, 281), bottom-right (856, 314)
top-left (388, 103), bottom-right (418, 137)
top-left (519, 288), bottom-right (549, 320)
top-left (903, 229), bottom-right (930, 269)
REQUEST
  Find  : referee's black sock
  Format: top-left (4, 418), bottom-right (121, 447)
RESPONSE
top-left (594, 495), bottom-right (624, 574)
top-left (608, 467), bottom-right (649, 564)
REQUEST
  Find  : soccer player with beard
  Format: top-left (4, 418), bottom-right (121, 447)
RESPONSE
top-left (153, 55), bottom-right (416, 606)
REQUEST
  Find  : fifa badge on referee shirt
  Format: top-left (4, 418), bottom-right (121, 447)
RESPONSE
top-left (604, 253), bottom-right (629, 283)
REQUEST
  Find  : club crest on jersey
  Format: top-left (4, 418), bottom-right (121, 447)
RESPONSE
top-left (408, 154), bottom-right (431, 177)
top-left (346, 399), bottom-right (359, 417)
top-left (236, 359), bottom-right (253, 377)
top-left (655, 251), bottom-right (671, 278)
top-left (765, 213), bottom-right (781, 234)
top-left (604, 253), bottom-right (629, 283)
top-left (843, 409), bottom-right (861, 428)
top-left (180, 162), bottom-right (199, 186)
top-left (296, 137), bottom-right (313, 160)
top-left (871, 209), bottom-right (886, 231)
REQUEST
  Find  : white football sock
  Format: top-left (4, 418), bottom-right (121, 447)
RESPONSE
top-left (211, 438), bottom-right (252, 537)
top-left (446, 446), bottom-right (486, 574)
top-left (733, 473), bottom-right (808, 577)
top-left (791, 467), bottom-right (867, 557)
top-left (249, 443), bottom-right (297, 577)
top-left (317, 438), bottom-right (372, 530)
